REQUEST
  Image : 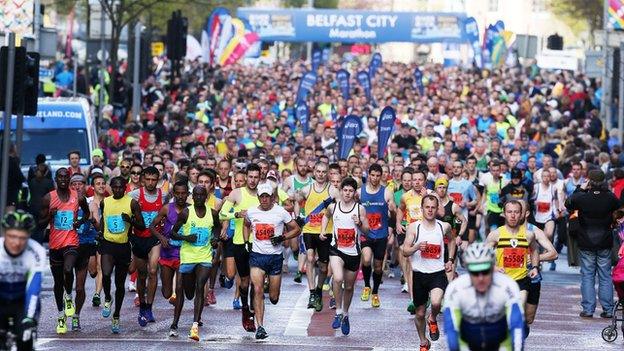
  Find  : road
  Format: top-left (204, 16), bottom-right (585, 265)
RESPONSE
top-left (35, 251), bottom-right (623, 350)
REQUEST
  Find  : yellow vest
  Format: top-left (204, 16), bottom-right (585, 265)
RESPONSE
top-left (303, 183), bottom-right (333, 234)
top-left (232, 187), bottom-right (260, 244)
top-left (181, 205), bottom-right (214, 264)
top-left (103, 195), bottom-right (133, 243)
top-left (495, 225), bottom-right (529, 281)
top-left (404, 190), bottom-right (423, 224)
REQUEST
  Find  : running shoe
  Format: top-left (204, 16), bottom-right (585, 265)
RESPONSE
top-left (56, 317), bottom-right (67, 334)
top-left (133, 294), bottom-right (140, 307)
top-left (169, 293), bottom-right (177, 305)
top-left (419, 340), bottom-right (431, 351)
top-left (331, 313), bottom-right (343, 329)
top-left (206, 289), bottom-right (217, 305)
top-left (127, 281), bottom-right (136, 292)
top-left (111, 317), bottom-right (120, 334)
top-left (233, 298), bottom-right (242, 310)
top-left (313, 293), bottom-right (323, 312)
top-left (360, 287), bottom-right (371, 301)
top-left (102, 299), bottom-right (112, 318)
top-left (329, 297), bottom-right (336, 309)
top-left (549, 261), bottom-right (556, 271)
top-left (401, 282), bottom-right (408, 293)
top-left (307, 292), bottom-right (316, 309)
top-left (294, 271), bottom-right (303, 283)
top-left (400, 275), bottom-right (405, 285)
top-left (322, 277), bottom-right (331, 291)
top-left (145, 306), bottom-right (155, 323)
top-left (92, 293), bottom-right (101, 307)
top-left (255, 326), bottom-right (268, 340)
top-left (64, 293), bottom-right (75, 317)
top-left (428, 318), bottom-right (439, 341)
top-left (188, 324), bottom-right (199, 341)
top-left (138, 308), bottom-right (148, 327)
top-left (388, 271), bottom-right (395, 278)
top-left (407, 302), bottom-right (416, 315)
top-left (71, 316), bottom-right (81, 331)
top-left (169, 324), bottom-right (179, 337)
top-left (371, 294), bottom-right (381, 308)
top-left (341, 315), bottom-right (350, 336)
top-left (242, 307), bottom-right (256, 332)
top-left (224, 277), bottom-right (234, 289)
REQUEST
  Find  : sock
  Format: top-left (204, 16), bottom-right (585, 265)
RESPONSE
top-left (362, 265), bottom-right (372, 288)
top-left (309, 289), bottom-right (316, 297)
top-left (336, 308), bottom-right (343, 315)
top-left (58, 310), bottom-right (65, 319)
top-left (372, 271), bottom-right (382, 294)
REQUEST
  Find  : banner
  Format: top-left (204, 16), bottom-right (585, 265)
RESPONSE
top-left (338, 115), bottom-right (363, 159)
top-left (238, 8), bottom-right (468, 44)
top-left (463, 17), bottom-right (482, 68)
top-left (322, 47), bottom-right (331, 64)
top-left (336, 69), bottom-right (350, 100)
top-left (296, 71), bottom-right (318, 103)
top-left (201, 7), bottom-right (230, 64)
top-left (241, 18), bottom-right (261, 58)
top-left (214, 15), bottom-right (234, 65)
top-left (220, 32), bottom-right (260, 66)
top-left (413, 68), bottom-right (424, 96)
top-left (296, 101), bottom-right (310, 134)
top-left (369, 52), bottom-right (382, 79)
top-left (481, 24), bottom-right (497, 68)
top-left (377, 106), bottom-right (396, 159)
top-left (218, 18), bottom-right (247, 65)
top-left (357, 70), bottom-right (372, 102)
top-left (312, 50), bottom-right (322, 70)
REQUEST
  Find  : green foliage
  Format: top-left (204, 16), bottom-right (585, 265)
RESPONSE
top-left (549, 0), bottom-right (603, 35)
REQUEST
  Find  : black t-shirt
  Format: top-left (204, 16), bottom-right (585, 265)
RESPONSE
top-left (393, 134), bottom-right (417, 150)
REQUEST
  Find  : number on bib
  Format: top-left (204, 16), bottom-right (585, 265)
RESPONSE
top-left (367, 213), bottom-right (382, 230)
top-left (502, 247), bottom-right (526, 268)
top-left (309, 213), bottom-right (323, 227)
top-left (255, 223), bottom-right (275, 241)
top-left (142, 211), bottom-right (158, 227)
top-left (449, 193), bottom-right (463, 204)
top-left (536, 202), bottom-right (550, 213)
top-left (54, 210), bottom-right (74, 230)
top-left (421, 244), bottom-right (441, 259)
top-left (489, 193), bottom-right (499, 205)
top-left (190, 227), bottom-right (210, 247)
top-left (337, 228), bottom-right (356, 248)
top-left (106, 215), bottom-right (125, 234)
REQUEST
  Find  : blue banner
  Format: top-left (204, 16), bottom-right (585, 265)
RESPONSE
top-left (295, 101), bottom-right (309, 134)
top-left (369, 52), bottom-right (382, 79)
top-left (357, 71), bottom-right (372, 102)
top-left (377, 106), bottom-right (396, 159)
top-left (413, 68), bottom-right (424, 96)
top-left (296, 71), bottom-right (317, 104)
top-left (322, 47), bottom-right (331, 64)
top-left (336, 69), bottom-right (350, 100)
top-left (338, 115), bottom-right (363, 159)
top-left (482, 24), bottom-right (498, 68)
top-left (463, 17), bottom-right (481, 68)
top-left (331, 104), bottom-right (338, 121)
top-left (238, 8), bottom-right (468, 44)
top-left (312, 49), bottom-right (322, 70)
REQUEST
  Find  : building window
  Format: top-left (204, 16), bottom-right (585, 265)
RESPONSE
top-left (532, 0), bottom-right (546, 12)
top-left (488, 0), bottom-right (499, 12)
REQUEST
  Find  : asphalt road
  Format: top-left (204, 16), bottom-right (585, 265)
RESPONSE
top-left (34, 251), bottom-right (624, 350)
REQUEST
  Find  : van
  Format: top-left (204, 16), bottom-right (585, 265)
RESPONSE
top-left (0, 97), bottom-right (98, 174)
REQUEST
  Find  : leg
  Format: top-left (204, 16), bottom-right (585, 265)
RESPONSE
top-left (429, 288), bottom-right (444, 321)
top-left (361, 246), bottom-right (373, 289)
top-left (146, 245), bottom-right (161, 305)
top-left (224, 257), bottom-right (236, 280)
top-left (133, 257), bottom-right (148, 306)
top-left (415, 304), bottom-right (428, 346)
top-left (95, 253), bottom-right (103, 294)
top-left (525, 304), bottom-right (538, 325)
top-left (596, 249), bottom-right (615, 313)
top-left (50, 263), bottom-right (65, 313)
top-left (579, 250), bottom-right (598, 314)
top-left (182, 269), bottom-right (197, 301)
top-left (172, 269), bottom-right (184, 326)
top-left (74, 265), bottom-right (88, 315)
top-left (330, 256), bottom-right (345, 313)
top-left (342, 269), bottom-right (357, 315)
top-left (63, 251), bottom-right (78, 295)
top-left (112, 261), bottom-right (129, 318)
top-left (305, 248), bottom-right (317, 291)
top-left (100, 254), bottom-right (114, 302)
top-left (372, 258), bottom-right (384, 294)
top-left (160, 264), bottom-right (175, 299)
top-left (88, 255), bottom-right (98, 278)
top-left (250, 267), bottom-right (266, 327)
top-left (268, 274), bottom-right (282, 305)
top-left (193, 265), bottom-right (211, 323)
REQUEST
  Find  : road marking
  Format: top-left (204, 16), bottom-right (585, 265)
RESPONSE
top-left (283, 288), bottom-right (313, 336)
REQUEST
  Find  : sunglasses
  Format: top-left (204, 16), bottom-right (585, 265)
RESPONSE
top-left (469, 270), bottom-right (492, 277)
top-left (130, 172), bottom-right (142, 175)
top-left (120, 165), bottom-right (131, 169)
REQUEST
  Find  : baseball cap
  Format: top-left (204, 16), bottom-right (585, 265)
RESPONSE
top-left (267, 170), bottom-right (278, 180)
top-left (92, 148), bottom-right (104, 159)
top-left (434, 178), bottom-right (448, 188)
top-left (257, 183), bottom-right (274, 196)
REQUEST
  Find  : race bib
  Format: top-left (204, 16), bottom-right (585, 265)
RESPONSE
top-left (536, 202), bottom-right (550, 213)
top-left (142, 211), bottom-right (158, 227)
top-left (337, 228), bottom-right (356, 248)
top-left (421, 243), bottom-right (441, 259)
top-left (54, 210), bottom-right (74, 230)
top-left (449, 193), bottom-right (463, 204)
top-left (170, 229), bottom-right (183, 247)
top-left (106, 215), bottom-right (125, 234)
top-left (489, 192), bottom-right (499, 205)
top-left (502, 248), bottom-right (526, 268)
top-left (309, 213), bottom-right (323, 227)
top-left (190, 227), bottom-right (210, 247)
top-left (255, 223), bottom-right (275, 241)
top-left (367, 213), bottom-right (382, 230)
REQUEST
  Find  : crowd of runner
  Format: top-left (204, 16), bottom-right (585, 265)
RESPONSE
top-left (2, 55), bottom-right (622, 350)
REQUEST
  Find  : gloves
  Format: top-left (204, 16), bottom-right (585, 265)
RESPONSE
top-left (21, 318), bottom-right (37, 343)
top-left (270, 235), bottom-right (285, 246)
top-left (245, 242), bottom-right (252, 253)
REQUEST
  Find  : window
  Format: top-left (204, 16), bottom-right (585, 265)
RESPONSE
top-left (488, 0), bottom-right (499, 12)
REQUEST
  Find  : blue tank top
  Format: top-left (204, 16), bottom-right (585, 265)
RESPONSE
top-left (361, 185), bottom-right (389, 239)
top-left (77, 208), bottom-right (97, 245)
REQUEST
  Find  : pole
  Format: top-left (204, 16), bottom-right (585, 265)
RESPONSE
top-left (98, 4), bottom-right (105, 122)
top-left (132, 22), bottom-right (141, 121)
top-left (1, 33), bottom-right (16, 220)
top-left (15, 112), bottom-right (23, 157)
top-left (619, 42), bottom-right (624, 142)
top-left (306, 0), bottom-right (313, 63)
top-left (73, 56), bottom-right (78, 97)
top-left (602, 0), bottom-right (611, 130)
top-left (34, 0), bottom-right (40, 52)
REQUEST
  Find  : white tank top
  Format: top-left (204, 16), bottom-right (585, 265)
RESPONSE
top-left (410, 219), bottom-right (446, 273)
top-left (534, 183), bottom-right (555, 224)
top-left (331, 201), bottom-right (360, 256)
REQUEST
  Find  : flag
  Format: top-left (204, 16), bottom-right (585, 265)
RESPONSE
top-left (463, 17), bottom-right (482, 68)
top-left (296, 101), bottom-right (310, 134)
top-left (213, 15), bottom-right (233, 65)
top-left (357, 71), bottom-right (372, 102)
top-left (336, 69), bottom-right (350, 100)
top-left (201, 7), bottom-right (230, 65)
top-left (338, 115), bottom-right (363, 159)
top-left (218, 18), bottom-right (247, 65)
top-left (322, 47), bottom-right (331, 64)
top-left (414, 68), bottom-right (424, 96)
top-left (296, 71), bottom-right (318, 104)
top-left (377, 106), bottom-right (396, 159)
top-left (220, 32), bottom-right (260, 66)
top-left (369, 52), bottom-right (382, 79)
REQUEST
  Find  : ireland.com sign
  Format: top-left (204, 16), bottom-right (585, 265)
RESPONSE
top-left (237, 8), bottom-right (468, 43)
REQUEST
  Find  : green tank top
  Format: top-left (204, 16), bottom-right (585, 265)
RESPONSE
top-left (486, 178), bottom-right (503, 214)
top-left (181, 205), bottom-right (214, 264)
top-left (294, 176), bottom-right (311, 216)
top-left (232, 187), bottom-right (260, 244)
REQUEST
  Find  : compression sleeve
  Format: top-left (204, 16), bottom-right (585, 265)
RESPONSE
top-left (443, 285), bottom-right (461, 351)
top-left (219, 200), bottom-right (235, 220)
top-left (24, 253), bottom-right (44, 320)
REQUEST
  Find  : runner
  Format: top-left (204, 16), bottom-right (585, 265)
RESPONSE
top-left (480, 159), bottom-right (509, 234)
top-left (170, 186), bottom-right (220, 341)
top-left (447, 160), bottom-right (477, 234)
top-left (89, 174), bottom-right (107, 307)
top-left (443, 243), bottom-right (524, 351)
top-left (323, 177), bottom-right (369, 336)
top-left (39, 168), bottom-right (90, 335)
top-left (128, 166), bottom-right (169, 326)
top-left (219, 164), bottom-right (261, 331)
top-left (244, 183), bottom-right (301, 339)
top-left (393, 168), bottom-right (412, 293)
top-left (98, 176), bottom-right (145, 333)
top-left (358, 164), bottom-right (394, 308)
top-left (402, 195), bottom-right (454, 351)
top-left (531, 169), bottom-right (561, 241)
top-left (433, 177), bottom-right (467, 281)
top-left (150, 181), bottom-right (188, 337)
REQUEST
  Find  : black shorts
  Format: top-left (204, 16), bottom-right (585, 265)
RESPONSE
top-left (516, 276), bottom-right (531, 292)
top-left (303, 233), bottom-right (330, 263)
top-left (389, 213), bottom-right (397, 231)
top-left (233, 243), bottom-right (250, 278)
top-left (49, 246), bottom-right (79, 267)
top-left (527, 280), bottom-right (541, 305)
top-left (328, 247), bottom-right (360, 272)
top-left (396, 233), bottom-right (406, 246)
top-left (412, 270), bottom-right (448, 307)
top-left (130, 235), bottom-right (160, 260)
top-left (76, 243), bottom-right (97, 270)
top-left (97, 240), bottom-right (131, 267)
top-left (467, 214), bottom-right (477, 231)
top-left (222, 237), bottom-right (235, 258)
top-left (486, 212), bottom-right (504, 229)
top-left (361, 237), bottom-right (388, 261)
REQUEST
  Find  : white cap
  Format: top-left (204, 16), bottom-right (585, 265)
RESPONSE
top-left (257, 183), bottom-right (274, 196)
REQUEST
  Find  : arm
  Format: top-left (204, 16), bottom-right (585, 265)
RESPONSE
top-left (528, 235), bottom-right (540, 278)
top-left (74, 196), bottom-right (91, 229)
top-left (38, 194), bottom-right (52, 228)
top-left (211, 209), bottom-right (222, 239)
top-left (219, 189), bottom-right (239, 221)
top-left (170, 209), bottom-right (190, 241)
top-left (402, 223), bottom-right (421, 257)
top-left (442, 285), bottom-right (462, 351)
top-left (282, 219), bottom-right (301, 241)
top-left (453, 204), bottom-right (468, 241)
top-left (149, 206), bottom-right (170, 248)
top-left (320, 204), bottom-right (334, 240)
top-left (533, 227), bottom-right (558, 262)
top-left (355, 204), bottom-right (369, 234)
top-left (396, 195), bottom-right (407, 234)
top-left (24, 245), bottom-right (46, 320)
top-left (126, 199), bottom-right (146, 231)
top-left (385, 187), bottom-right (396, 214)
top-left (444, 222), bottom-right (456, 272)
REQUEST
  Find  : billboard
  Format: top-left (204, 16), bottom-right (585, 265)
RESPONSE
top-left (237, 8), bottom-right (468, 43)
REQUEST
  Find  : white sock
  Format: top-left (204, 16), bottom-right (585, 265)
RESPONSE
top-left (336, 308), bottom-right (343, 315)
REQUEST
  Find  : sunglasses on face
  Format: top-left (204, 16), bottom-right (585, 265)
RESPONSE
top-left (469, 270), bottom-right (492, 277)
top-left (130, 172), bottom-right (141, 176)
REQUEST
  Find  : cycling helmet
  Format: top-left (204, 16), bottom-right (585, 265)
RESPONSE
top-left (462, 243), bottom-right (495, 272)
top-left (2, 210), bottom-right (36, 233)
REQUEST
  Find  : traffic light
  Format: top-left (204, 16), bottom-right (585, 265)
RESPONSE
top-left (166, 11), bottom-right (188, 61)
top-left (0, 47), bottom-right (39, 115)
top-left (547, 34), bottom-right (563, 50)
top-left (23, 52), bottom-right (40, 116)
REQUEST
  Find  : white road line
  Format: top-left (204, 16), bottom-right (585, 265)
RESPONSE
top-left (283, 288), bottom-right (313, 336)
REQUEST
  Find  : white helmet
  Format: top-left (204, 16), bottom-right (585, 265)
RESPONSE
top-left (462, 243), bottom-right (495, 272)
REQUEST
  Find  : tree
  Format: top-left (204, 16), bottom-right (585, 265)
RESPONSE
top-left (549, 0), bottom-right (603, 41)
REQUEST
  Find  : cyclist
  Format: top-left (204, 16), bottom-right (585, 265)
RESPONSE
top-left (443, 243), bottom-right (524, 351)
top-left (0, 211), bottom-right (46, 351)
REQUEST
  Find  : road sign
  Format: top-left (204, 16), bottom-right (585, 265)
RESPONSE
top-left (151, 42), bottom-right (164, 57)
top-left (585, 50), bottom-right (604, 78)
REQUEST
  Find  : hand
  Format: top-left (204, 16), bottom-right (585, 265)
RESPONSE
top-left (497, 267), bottom-right (506, 274)
top-left (20, 318), bottom-right (37, 343)
top-left (351, 214), bottom-right (361, 226)
top-left (396, 224), bottom-right (405, 235)
top-left (387, 233), bottom-right (395, 246)
top-left (210, 238), bottom-right (219, 249)
top-left (236, 210), bottom-right (247, 219)
top-left (445, 261), bottom-right (454, 273)
top-left (455, 236), bottom-right (463, 248)
top-left (160, 238), bottom-right (170, 249)
top-left (460, 201), bottom-right (467, 208)
top-left (528, 267), bottom-right (539, 279)
top-left (270, 235), bottom-right (285, 246)
top-left (319, 233), bottom-right (328, 241)
top-left (121, 213), bottom-right (132, 223)
top-left (417, 241), bottom-right (428, 252)
top-left (245, 241), bottom-right (252, 253)
top-left (185, 234), bottom-right (197, 243)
